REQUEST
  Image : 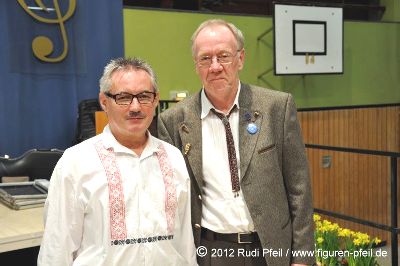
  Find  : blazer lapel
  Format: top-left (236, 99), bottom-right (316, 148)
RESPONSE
top-left (178, 93), bottom-right (204, 191)
top-left (238, 84), bottom-right (263, 181)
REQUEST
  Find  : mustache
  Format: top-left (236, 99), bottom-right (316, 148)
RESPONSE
top-left (127, 111), bottom-right (146, 119)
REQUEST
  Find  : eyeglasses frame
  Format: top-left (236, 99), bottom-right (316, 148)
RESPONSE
top-left (104, 90), bottom-right (157, 106)
top-left (195, 49), bottom-right (242, 68)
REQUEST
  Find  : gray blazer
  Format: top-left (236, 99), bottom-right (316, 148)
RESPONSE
top-left (157, 83), bottom-right (315, 265)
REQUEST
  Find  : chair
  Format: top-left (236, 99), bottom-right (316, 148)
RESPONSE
top-left (0, 149), bottom-right (64, 182)
top-left (74, 99), bottom-right (102, 144)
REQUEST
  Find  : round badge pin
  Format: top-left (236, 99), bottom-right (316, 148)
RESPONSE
top-left (247, 123), bottom-right (258, 134)
top-left (244, 112), bottom-right (252, 121)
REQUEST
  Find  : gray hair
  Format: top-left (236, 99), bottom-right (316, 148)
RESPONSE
top-left (191, 19), bottom-right (245, 56)
top-left (99, 57), bottom-right (158, 93)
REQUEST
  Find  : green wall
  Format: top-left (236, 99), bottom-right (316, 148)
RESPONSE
top-left (381, 0), bottom-right (400, 22)
top-left (123, 8), bottom-right (399, 108)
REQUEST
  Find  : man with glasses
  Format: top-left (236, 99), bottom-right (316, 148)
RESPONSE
top-left (38, 57), bottom-right (197, 266)
top-left (158, 19), bottom-right (315, 266)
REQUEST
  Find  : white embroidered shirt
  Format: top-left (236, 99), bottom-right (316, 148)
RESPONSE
top-left (38, 126), bottom-right (197, 266)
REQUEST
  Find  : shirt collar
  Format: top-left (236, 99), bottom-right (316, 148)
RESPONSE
top-left (200, 81), bottom-right (241, 119)
top-left (101, 125), bottom-right (160, 158)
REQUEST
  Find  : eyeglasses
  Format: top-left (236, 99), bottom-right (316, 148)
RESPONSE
top-left (196, 50), bottom-right (241, 68)
top-left (104, 91), bottom-right (156, 105)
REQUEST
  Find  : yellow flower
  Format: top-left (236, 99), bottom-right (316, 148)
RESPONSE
top-left (320, 225), bottom-right (327, 233)
top-left (322, 220), bottom-right (332, 227)
top-left (326, 223), bottom-right (339, 232)
top-left (338, 228), bottom-right (352, 237)
top-left (353, 238), bottom-right (362, 246)
top-left (374, 238), bottom-right (381, 245)
top-left (315, 221), bottom-right (322, 230)
top-left (354, 232), bottom-right (370, 245)
top-left (313, 214), bottom-right (321, 222)
top-left (317, 237), bottom-right (324, 244)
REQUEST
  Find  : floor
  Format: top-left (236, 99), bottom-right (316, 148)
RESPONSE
top-left (375, 245), bottom-right (399, 266)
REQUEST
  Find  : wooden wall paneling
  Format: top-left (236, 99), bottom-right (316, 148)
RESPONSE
top-left (381, 108), bottom-right (387, 150)
top-left (366, 109), bottom-right (373, 225)
top-left (387, 107), bottom-right (399, 243)
top-left (356, 156), bottom-right (364, 235)
top-left (397, 107), bottom-right (400, 151)
top-left (376, 108), bottom-right (384, 151)
top-left (396, 158), bottom-right (400, 241)
top-left (360, 123), bottom-right (367, 228)
top-left (329, 151), bottom-right (336, 212)
top-left (299, 112), bottom-right (308, 144)
top-left (325, 111), bottom-right (333, 209)
top-left (324, 136), bottom-right (332, 210)
top-left (298, 105), bottom-right (399, 243)
top-left (307, 149), bottom-right (317, 208)
top-left (383, 108), bottom-right (389, 238)
top-left (394, 107), bottom-right (399, 243)
top-left (299, 112), bottom-right (307, 142)
top-left (343, 110), bottom-right (354, 216)
top-left (335, 111), bottom-right (341, 214)
top-left (338, 149), bottom-right (350, 223)
top-left (359, 112), bottom-right (367, 233)
top-left (390, 107), bottom-right (398, 150)
top-left (352, 114), bottom-right (361, 227)
top-left (372, 108), bottom-right (379, 150)
top-left (380, 155), bottom-right (390, 242)
top-left (348, 110), bottom-right (356, 228)
top-left (386, 107), bottom-right (391, 150)
top-left (338, 109), bottom-right (345, 147)
top-left (314, 149), bottom-right (322, 210)
top-left (354, 108), bottom-right (362, 148)
top-left (345, 109), bottom-right (351, 148)
top-left (369, 111), bottom-right (377, 226)
top-left (301, 108), bottom-right (308, 152)
top-left (369, 155), bottom-right (377, 238)
top-left (334, 110), bottom-right (340, 146)
top-left (366, 108), bottom-right (372, 149)
top-left (320, 149), bottom-right (325, 211)
top-left (316, 111), bottom-right (322, 144)
top-left (309, 111), bottom-right (315, 143)
top-left (342, 143), bottom-right (350, 228)
top-left (377, 108), bottom-right (385, 239)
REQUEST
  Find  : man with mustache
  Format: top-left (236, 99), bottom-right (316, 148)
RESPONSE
top-left (158, 19), bottom-right (315, 266)
top-left (38, 58), bottom-right (197, 265)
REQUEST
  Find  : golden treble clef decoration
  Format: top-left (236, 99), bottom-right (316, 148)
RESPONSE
top-left (17, 0), bottom-right (76, 63)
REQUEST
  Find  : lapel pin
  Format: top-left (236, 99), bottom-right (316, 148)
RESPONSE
top-left (244, 112), bottom-right (251, 122)
top-left (181, 124), bottom-right (189, 133)
top-left (184, 143), bottom-right (191, 155)
top-left (246, 111), bottom-right (260, 134)
top-left (247, 123), bottom-right (258, 135)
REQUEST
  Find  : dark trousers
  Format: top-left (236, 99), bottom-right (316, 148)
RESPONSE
top-left (198, 230), bottom-right (267, 266)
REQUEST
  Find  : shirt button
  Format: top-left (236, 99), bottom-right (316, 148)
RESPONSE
top-left (194, 223), bottom-right (201, 229)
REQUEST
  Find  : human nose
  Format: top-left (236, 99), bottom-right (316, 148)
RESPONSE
top-left (128, 97), bottom-right (141, 111)
top-left (209, 57), bottom-right (223, 71)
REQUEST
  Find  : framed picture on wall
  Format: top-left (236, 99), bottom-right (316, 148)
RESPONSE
top-left (274, 3), bottom-right (343, 75)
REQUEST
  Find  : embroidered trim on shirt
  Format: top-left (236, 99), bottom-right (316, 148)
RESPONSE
top-left (95, 141), bottom-right (127, 241)
top-left (156, 144), bottom-right (177, 235)
top-left (110, 234), bottom-right (174, 246)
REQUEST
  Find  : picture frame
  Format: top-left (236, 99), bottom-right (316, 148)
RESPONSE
top-left (0, 181), bottom-right (48, 210)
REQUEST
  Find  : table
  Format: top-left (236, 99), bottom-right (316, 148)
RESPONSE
top-left (0, 203), bottom-right (44, 253)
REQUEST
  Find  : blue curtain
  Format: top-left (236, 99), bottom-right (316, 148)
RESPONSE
top-left (0, 0), bottom-right (124, 157)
